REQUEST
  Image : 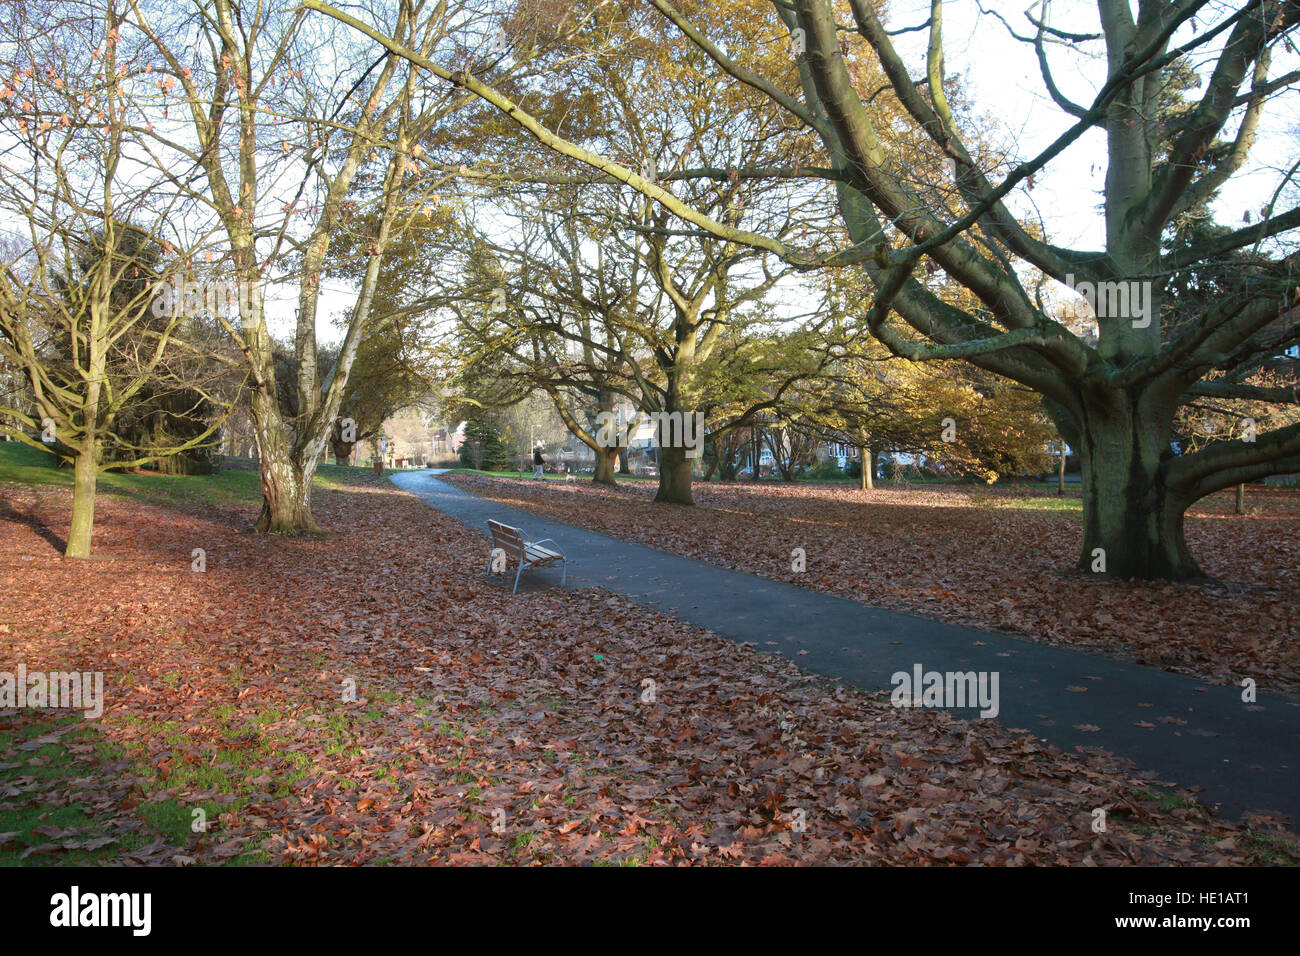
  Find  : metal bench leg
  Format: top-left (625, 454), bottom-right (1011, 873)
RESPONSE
top-left (513, 562), bottom-right (524, 594)
top-left (560, 557), bottom-right (566, 587)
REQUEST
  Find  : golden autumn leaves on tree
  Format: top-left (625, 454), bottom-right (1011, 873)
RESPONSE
top-left (312, 0), bottom-right (1300, 580)
top-left (430, 0), bottom-right (849, 505)
top-left (342, 0), bottom-right (945, 504)
top-left (792, 268), bottom-right (1058, 487)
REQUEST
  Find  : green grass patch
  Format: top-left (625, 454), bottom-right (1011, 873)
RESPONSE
top-left (119, 704), bottom-right (326, 826)
top-left (322, 712), bottom-right (364, 757)
top-left (1130, 786), bottom-right (1201, 813)
top-left (986, 495), bottom-right (1083, 513)
top-left (0, 714), bottom-right (195, 865)
top-left (1241, 829), bottom-right (1299, 865)
top-left (0, 441), bottom-right (373, 510)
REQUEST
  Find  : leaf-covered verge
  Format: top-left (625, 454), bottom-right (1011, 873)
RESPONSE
top-left (0, 452), bottom-right (1295, 864)
top-left (443, 474), bottom-right (1300, 699)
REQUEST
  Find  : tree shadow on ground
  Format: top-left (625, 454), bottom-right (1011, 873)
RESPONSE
top-left (0, 492), bottom-right (67, 553)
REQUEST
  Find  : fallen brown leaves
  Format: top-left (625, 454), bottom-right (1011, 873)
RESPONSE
top-left (0, 473), bottom-right (1294, 865)
top-left (444, 475), bottom-right (1300, 697)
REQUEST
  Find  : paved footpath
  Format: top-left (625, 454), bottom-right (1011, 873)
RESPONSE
top-left (391, 470), bottom-right (1299, 822)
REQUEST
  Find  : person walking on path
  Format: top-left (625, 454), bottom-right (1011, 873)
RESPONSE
top-left (533, 445), bottom-right (545, 479)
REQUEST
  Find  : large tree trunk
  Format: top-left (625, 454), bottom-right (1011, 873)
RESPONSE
top-left (859, 445), bottom-right (874, 490)
top-left (655, 445), bottom-right (694, 505)
top-left (330, 437), bottom-right (356, 464)
top-left (249, 389), bottom-right (323, 535)
top-left (65, 447), bottom-right (98, 559)
top-left (64, 338), bottom-right (105, 558)
top-left (593, 446), bottom-right (619, 486)
top-left (254, 454), bottom-right (322, 535)
top-left (1075, 399), bottom-right (1200, 580)
top-left (539, 387), bottom-right (622, 486)
top-left (617, 447), bottom-right (631, 474)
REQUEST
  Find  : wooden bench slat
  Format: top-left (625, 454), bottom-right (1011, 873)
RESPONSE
top-left (487, 520), bottom-right (566, 592)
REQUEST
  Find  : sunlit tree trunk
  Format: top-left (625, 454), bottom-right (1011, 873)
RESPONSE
top-left (543, 387), bottom-right (623, 487)
top-left (249, 386), bottom-right (325, 535)
top-left (655, 445), bottom-right (694, 505)
top-left (593, 446), bottom-right (619, 485)
top-left (66, 445), bottom-right (99, 559)
top-left (64, 288), bottom-right (109, 559)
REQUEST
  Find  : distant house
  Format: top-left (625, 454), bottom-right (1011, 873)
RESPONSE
top-left (817, 440), bottom-right (859, 469)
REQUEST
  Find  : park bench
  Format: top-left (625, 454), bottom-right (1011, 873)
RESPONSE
top-left (486, 519), bottom-right (566, 594)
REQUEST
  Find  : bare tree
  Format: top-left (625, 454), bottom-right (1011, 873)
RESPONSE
top-left (121, 0), bottom-right (502, 532)
top-left (0, 0), bottom-right (231, 556)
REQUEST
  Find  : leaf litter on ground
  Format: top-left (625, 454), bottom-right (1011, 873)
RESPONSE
top-left (0, 471), bottom-right (1295, 865)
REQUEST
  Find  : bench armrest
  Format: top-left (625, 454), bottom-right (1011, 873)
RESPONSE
top-left (527, 538), bottom-right (562, 551)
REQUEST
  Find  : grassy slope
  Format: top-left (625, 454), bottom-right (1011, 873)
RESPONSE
top-left (0, 441), bottom-right (363, 506)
